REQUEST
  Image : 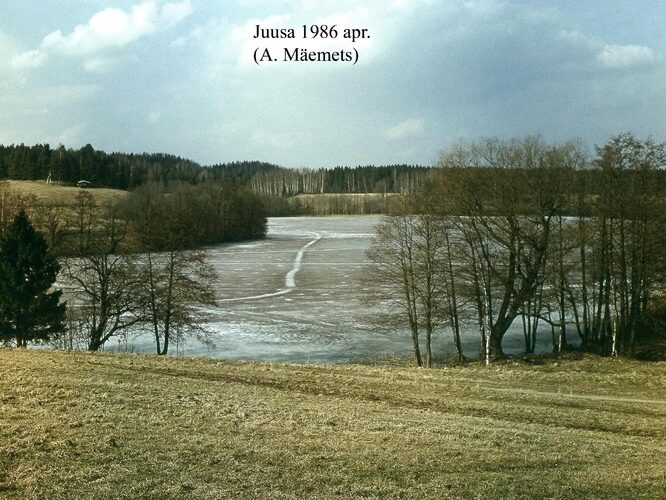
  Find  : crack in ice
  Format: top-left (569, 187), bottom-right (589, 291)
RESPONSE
top-left (219, 232), bottom-right (322, 303)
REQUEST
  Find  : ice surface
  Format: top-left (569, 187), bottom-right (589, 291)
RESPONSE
top-left (107, 216), bottom-right (556, 363)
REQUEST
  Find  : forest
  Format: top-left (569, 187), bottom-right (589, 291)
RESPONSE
top-left (369, 134), bottom-right (666, 366)
top-left (0, 142), bottom-right (428, 196)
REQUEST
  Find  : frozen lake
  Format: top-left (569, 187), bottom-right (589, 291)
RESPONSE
top-left (109, 216), bottom-right (555, 363)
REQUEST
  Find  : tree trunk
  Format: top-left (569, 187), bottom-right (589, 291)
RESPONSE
top-left (410, 323), bottom-right (422, 367)
top-left (424, 323), bottom-right (432, 368)
top-left (487, 327), bottom-right (503, 361)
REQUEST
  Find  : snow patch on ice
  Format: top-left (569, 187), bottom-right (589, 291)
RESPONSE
top-left (323, 233), bottom-right (375, 239)
top-left (218, 288), bottom-right (294, 303)
top-left (285, 232), bottom-right (321, 288)
top-left (219, 232), bottom-right (321, 303)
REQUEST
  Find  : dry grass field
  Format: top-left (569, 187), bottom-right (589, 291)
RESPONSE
top-left (7, 180), bottom-right (127, 207)
top-left (0, 349), bottom-right (664, 499)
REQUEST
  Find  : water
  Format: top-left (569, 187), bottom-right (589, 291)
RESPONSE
top-left (108, 216), bottom-right (556, 363)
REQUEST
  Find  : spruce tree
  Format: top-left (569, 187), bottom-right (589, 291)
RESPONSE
top-left (0, 211), bottom-right (65, 347)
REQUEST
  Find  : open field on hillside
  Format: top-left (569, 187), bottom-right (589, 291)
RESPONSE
top-left (7, 180), bottom-right (127, 207)
top-left (8, 180), bottom-right (394, 216)
top-left (1, 349), bottom-right (664, 499)
top-left (291, 193), bottom-right (394, 202)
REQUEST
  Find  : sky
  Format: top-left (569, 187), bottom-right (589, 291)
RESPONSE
top-left (1, 0), bottom-right (665, 167)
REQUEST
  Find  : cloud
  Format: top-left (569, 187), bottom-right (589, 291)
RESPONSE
top-left (171, 26), bottom-right (202, 47)
top-left (83, 57), bottom-right (120, 73)
top-left (52, 124), bottom-right (87, 146)
top-left (391, 0), bottom-right (415, 9)
top-left (382, 119), bottom-right (425, 140)
top-left (147, 111), bottom-right (161, 124)
top-left (43, 0), bottom-right (191, 55)
top-left (598, 44), bottom-right (656, 68)
top-left (12, 0), bottom-right (192, 69)
top-left (3, 0), bottom-right (666, 168)
top-left (160, 0), bottom-right (193, 28)
top-left (10, 49), bottom-right (46, 70)
top-left (0, 31), bottom-right (29, 76)
top-left (250, 129), bottom-right (294, 149)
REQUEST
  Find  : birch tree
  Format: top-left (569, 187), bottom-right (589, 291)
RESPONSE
top-left (367, 195), bottom-right (445, 367)
top-left (437, 137), bottom-right (579, 361)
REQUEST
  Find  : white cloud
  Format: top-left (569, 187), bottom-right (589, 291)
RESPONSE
top-left (147, 111), bottom-right (161, 124)
top-left (171, 26), bottom-right (202, 47)
top-left (598, 44), bottom-right (655, 68)
top-left (83, 57), bottom-right (119, 73)
top-left (53, 124), bottom-right (87, 146)
top-left (12, 0), bottom-right (192, 69)
top-left (390, 0), bottom-right (417, 9)
top-left (382, 118), bottom-right (425, 140)
top-left (558, 29), bottom-right (588, 44)
top-left (42, 0), bottom-right (191, 55)
top-left (10, 49), bottom-right (46, 70)
top-left (250, 129), bottom-right (294, 149)
top-left (160, 0), bottom-right (193, 28)
top-left (42, 3), bottom-right (153, 55)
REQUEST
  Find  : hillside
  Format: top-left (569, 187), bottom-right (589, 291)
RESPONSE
top-left (0, 143), bottom-right (428, 195)
top-left (7, 180), bottom-right (127, 207)
top-left (1, 350), bottom-right (664, 498)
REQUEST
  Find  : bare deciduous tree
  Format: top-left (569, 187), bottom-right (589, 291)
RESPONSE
top-left (63, 192), bottom-right (144, 351)
top-left (124, 183), bottom-right (219, 355)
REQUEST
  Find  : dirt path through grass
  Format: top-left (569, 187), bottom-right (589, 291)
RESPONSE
top-left (485, 385), bottom-right (666, 405)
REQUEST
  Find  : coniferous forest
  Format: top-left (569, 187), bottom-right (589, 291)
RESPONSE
top-left (0, 143), bottom-right (428, 194)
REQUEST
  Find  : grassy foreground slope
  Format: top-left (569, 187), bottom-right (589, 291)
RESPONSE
top-left (0, 350), bottom-right (664, 499)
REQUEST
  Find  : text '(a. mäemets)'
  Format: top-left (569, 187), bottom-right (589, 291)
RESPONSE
top-left (252, 24), bottom-right (370, 65)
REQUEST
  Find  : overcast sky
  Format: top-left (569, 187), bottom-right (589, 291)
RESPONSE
top-left (1, 0), bottom-right (665, 167)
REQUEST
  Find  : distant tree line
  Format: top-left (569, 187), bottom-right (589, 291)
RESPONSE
top-left (369, 134), bottom-right (666, 366)
top-left (211, 163), bottom-right (429, 215)
top-left (0, 143), bottom-right (429, 198)
top-left (0, 143), bottom-right (204, 189)
top-left (233, 164), bottom-right (429, 196)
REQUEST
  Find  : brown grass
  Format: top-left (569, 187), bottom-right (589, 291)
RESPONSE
top-left (0, 349), bottom-right (664, 499)
top-left (291, 193), bottom-right (395, 201)
top-left (7, 180), bottom-right (127, 207)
